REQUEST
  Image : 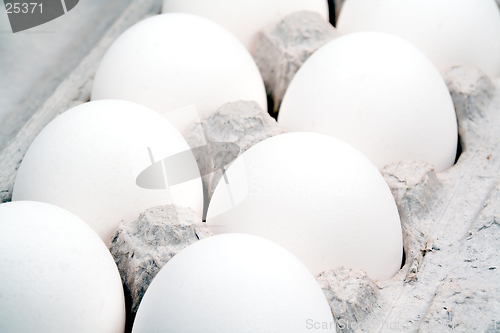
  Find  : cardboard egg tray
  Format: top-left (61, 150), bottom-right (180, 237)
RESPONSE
top-left (1, 1), bottom-right (499, 332)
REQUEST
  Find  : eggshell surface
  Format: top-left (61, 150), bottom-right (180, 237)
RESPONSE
top-left (12, 100), bottom-right (203, 244)
top-left (337, 0), bottom-right (500, 78)
top-left (132, 233), bottom-right (336, 333)
top-left (91, 13), bottom-right (267, 135)
top-left (278, 32), bottom-right (458, 172)
top-left (0, 201), bottom-right (125, 333)
top-left (162, 0), bottom-right (329, 54)
top-left (206, 133), bottom-right (403, 281)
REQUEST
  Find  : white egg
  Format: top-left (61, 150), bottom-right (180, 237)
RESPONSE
top-left (0, 201), bottom-right (125, 333)
top-left (162, 0), bottom-right (329, 54)
top-left (132, 233), bottom-right (336, 333)
top-left (91, 13), bottom-right (267, 136)
top-left (278, 32), bottom-right (458, 172)
top-left (13, 100), bottom-right (203, 244)
top-left (337, 0), bottom-right (500, 78)
top-left (206, 133), bottom-right (403, 281)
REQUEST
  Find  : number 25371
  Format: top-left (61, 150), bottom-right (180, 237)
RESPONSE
top-left (5, 3), bottom-right (42, 14)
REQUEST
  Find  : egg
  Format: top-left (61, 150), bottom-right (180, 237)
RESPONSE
top-left (12, 100), bottom-right (203, 244)
top-left (337, 0), bottom-right (500, 78)
top-left (278, 32), bottom-right (458, 172)
top-left (0, 201), bottom-right (125, 333)
top-left (162, 0), bottom-right (329, 54)
top-left (91, 13), bottom-right (267, 136)
top-left (206, 133), bottom-right (403, 281)
top-left (132, 233), bottom-right (335, 332)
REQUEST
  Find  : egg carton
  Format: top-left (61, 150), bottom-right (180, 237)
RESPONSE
top-left (2, 3), bottom-right (499, 333)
